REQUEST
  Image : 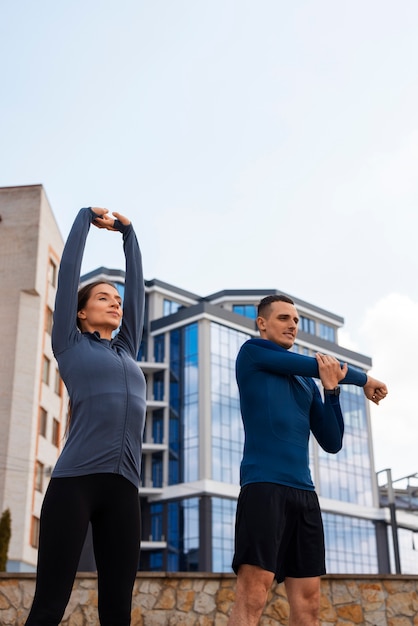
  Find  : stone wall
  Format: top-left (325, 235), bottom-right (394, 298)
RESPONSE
top-left (1, 572), bottom-right (418, 625)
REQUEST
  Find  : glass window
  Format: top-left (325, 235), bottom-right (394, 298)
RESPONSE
top-left (317, 385), bottom-right (373, 506)
top-left (150, 503), bottom-right (163, 541)
top-left (212, 497), bottom-right (236, 573)
top-left (169, 324), bottom-right (199, 484)
top-left (152, 409), bottom-right (164, 444)
top-left (323, 513), bottom-right (378, 573)
top-left (48, 259), bottom-right (57, 287)
top-left (163, 499), bottom-right (199, 572)
top-left (153, 371), bottom-right (164, 401)
top-left (169, 330), bottom-right (180, 486)
top-left (54, 369), bottom-right (61, 395)
top-left (149, 552), bottom-right (163, 571)
top-left (394, 528), bottom-right (418, 574)
top-left (232, 304), bottom-right (257, 320)
top-left (183, 498), bottom-right (199, 571)
top-left (39, 407), bottom-right (47, 437)
top-left (42, 356), bottom-right (50, 384)
top-left (45, 307), bottom-right (53, 334)
top-left (163, 299), bottom-right (181, 317)
top-left (137, 338), bottom-right (147, 362)
top-left (168, 501), bottom-right (180, 548)
top-left (319, 322), bottom-right (336, 342)
top-left (34, 461), bottom-right (44, 492)
top-left (292, 344), bottom-right (312, 356)
top-left (300, 316), bottom-right (316, 335)
top-left (183, 325), bottom-right (198, 482)
top-left (152, 452), bottom-right (163, 488)
top-left (154, 334), bottom-right (165, 363)
top-left (114, 282), bottom-right (125, 301)
top-left (210, 323), bottom-right (249, 485)
top-left (31, 516), bottom-right (40, 549)
top-left (52, 418), bottom-right (60, 447)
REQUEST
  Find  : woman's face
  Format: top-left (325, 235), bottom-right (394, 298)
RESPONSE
top-left (77, 283), bottom-right (122, 337)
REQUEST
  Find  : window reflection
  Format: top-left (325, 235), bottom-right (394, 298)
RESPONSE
top-left (163, 298), bottom-right (181, 317)
top-left (323, 513), bottom-right (378, 573)
top-left (154, 334), bottom-right (165, 362)
top-left (165, 499), bottom-right (199, 572)
top-left (169, 324), bottom-right (199, 484)
top-left (212, 497), bottom-right (236, 572)
top-left (232, 304), bottom-right (257, 319)
top-left (319, 322), bottom-right (336, 342)
top-left (210, 323), bottom-right (249, 485)
top-left (300, 316), bottom-right (315, 334)
top-left (390, 527), bottom-right (418, 574)
top-left (317, 386), bottom-right (373, 507)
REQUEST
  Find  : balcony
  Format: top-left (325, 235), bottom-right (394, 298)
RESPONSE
top-left (142, 442), bottom-right (167, 453)
top-left (140, 540), bottom-right (167, 550)
top-left (138, 484), bottom-right (164, 497)
top-left (146, 399), bottom-right (167, 410)
top-left (138, 360), bottom-right (168, 374)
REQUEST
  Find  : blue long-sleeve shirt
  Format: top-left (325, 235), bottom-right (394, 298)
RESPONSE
top-left (236, 338), bottom-right (368, 491)
top-left (51, 208), bottom-right (146, 488)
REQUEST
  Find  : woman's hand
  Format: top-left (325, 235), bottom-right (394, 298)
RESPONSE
top-left (91, 208), bottom-right (131, 231)
top-left (113, 211), bottom-right (130, 225)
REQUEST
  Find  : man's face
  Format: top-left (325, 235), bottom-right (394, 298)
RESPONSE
top-left (256, 301), bottom-right (299, 349)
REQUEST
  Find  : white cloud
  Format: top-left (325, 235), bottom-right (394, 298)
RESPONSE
top-left (359, 293), bottom-right (418, 480)
top-left (338, 329), bottom-right (361, 353)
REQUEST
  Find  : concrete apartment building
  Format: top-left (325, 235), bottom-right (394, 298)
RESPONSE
top-left (0, 185), bottom-right (65, 571)
top-left (1, 184), bottom-right (418, 575)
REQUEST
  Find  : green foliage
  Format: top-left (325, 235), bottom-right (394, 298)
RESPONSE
top-left (0, 508), bottom-right (12, 571)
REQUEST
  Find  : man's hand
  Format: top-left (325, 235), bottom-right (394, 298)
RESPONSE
top-left (91, 208), bottom-right (131, 231)
top-left (316, 353), bottom-right (348, 391)
top-left (363, 376), bottom-right (388, 405)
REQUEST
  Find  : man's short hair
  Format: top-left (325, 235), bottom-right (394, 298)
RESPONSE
top-left (257, 294), bottom-right (295, 318)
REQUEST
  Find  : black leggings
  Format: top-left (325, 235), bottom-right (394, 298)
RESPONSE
top-left (25, 474), bottom-right (141, 626)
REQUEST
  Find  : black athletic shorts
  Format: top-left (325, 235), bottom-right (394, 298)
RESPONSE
top-left (232, 482), bottom-right (326, 583)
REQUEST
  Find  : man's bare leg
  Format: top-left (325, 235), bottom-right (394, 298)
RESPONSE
top-left (284, 576), bottom-right (321, 626)
top-left (228, 564), bottom-right (274, 626)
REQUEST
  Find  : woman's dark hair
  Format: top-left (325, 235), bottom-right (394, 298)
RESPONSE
top-left (77, 280), bottom-right (117, 330)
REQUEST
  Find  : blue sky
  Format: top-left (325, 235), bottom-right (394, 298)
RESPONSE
top-left (1, 0), bottom-right (418, 478)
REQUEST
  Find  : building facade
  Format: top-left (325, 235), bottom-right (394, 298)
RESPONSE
top-left (80, 270), bottom-right (418, 577)
top-left (1, 184), bottom-right (417, 575)
top-left (0, 185), bottom-right (66, 572)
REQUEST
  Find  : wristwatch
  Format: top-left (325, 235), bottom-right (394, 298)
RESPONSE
top-left (324, 386), bottom-right (340, 396)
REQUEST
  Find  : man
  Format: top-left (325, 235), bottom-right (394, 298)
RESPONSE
top-left (228, 295), bottom-right (388, 626)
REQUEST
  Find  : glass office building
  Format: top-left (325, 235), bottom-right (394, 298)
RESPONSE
top-left (80, 271), bottom-right (418, 575)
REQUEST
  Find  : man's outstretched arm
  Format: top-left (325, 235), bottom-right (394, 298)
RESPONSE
top-left (363, 376), bottom-right (388, 405)
top-left (316, 354), bottom-right (388, 405)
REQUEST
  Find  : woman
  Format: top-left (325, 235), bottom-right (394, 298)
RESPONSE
top-left (25, 207), bottom-right (146, 625)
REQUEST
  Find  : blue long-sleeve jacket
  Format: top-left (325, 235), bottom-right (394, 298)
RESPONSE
top-left (51, 208), bottom-right (146, 488)
top-left (236, 338), bottom-right (368, 490)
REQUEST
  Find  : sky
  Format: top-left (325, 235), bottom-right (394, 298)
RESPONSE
top-left (1, 0), bottom-right (418, 481)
